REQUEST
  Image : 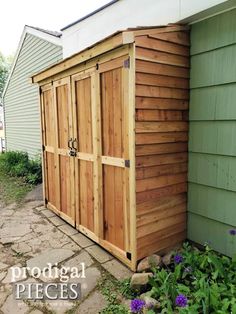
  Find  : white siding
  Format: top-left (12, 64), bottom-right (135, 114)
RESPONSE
top-left (62, 0), bottom-right (227, 58)
top-left (0, 106), bottom-right (4, 139)
top-left (4, 34), bottom-right (62, 158)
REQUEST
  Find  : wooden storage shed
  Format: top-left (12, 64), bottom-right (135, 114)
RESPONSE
top-left (31, 24), bottom-right (189, 270)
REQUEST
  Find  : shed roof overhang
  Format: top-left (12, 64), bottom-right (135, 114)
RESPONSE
top-left (31, 24), bottom-right (189, 84)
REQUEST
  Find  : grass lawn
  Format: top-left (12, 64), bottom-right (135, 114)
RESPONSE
top-left (0, 170), bottom-right (32, 205)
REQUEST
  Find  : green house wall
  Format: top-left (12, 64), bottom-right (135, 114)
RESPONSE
top-left (188, 8), bottom-right (236, 256)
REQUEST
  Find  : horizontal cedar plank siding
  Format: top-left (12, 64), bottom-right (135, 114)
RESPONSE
top-left (188, 9), bottom-right (236, 257)
top-left (136, 132), bottom-right (188, 145)
top-left (136, 59), bottom-right (189, 78)
top-left (136, 162), bottom-right (188, 180)
top-left (136, 142), bottom-right (188, 156)
top-left (135, 29), bottom-right (189, 260)
top-left (4, 34), bottom-right (62, 157)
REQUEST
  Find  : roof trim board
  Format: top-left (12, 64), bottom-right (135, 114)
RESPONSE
top-left (2, 25), bottom-right (62, 100)
top-left (31, 24), bottom-right (189, 84)
top-left (61, 0), bottom-right (119, 31)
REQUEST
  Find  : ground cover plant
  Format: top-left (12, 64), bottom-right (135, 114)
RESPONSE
top-left (0, 151), bottom-right (42, 203)
top-left (129, 240), bottom-right (236, 314)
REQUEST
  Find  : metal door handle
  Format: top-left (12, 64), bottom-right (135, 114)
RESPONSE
top-left (68, 138), bottom-right (73, 149)
top-left (72, 138), bottom-right (77, 151)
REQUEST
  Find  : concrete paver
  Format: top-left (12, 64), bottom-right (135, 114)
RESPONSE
top-left (71, 233), bottom-right (94, 248)
top-left (103, 259), bottom-right (133, 280)
top-left (76, 290), bottom-right (107, 314)
top-left (0, 186), bottom-right (132, 314)
top-left (86, 245), bottom-right (113, 264)
top-left (26, 248), bottom-right (75, 270)
top-left (58, 224), bottom-right (78, 236)
top-left (48, 216), bottom-right (66, 227)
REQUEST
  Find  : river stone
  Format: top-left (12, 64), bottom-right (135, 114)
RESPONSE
top-left (130, 273), bottom-right (153, 291)
top-left (137, 254), bottom-right (162, 272)
top-left (162, 252), bottom-right (173, 266)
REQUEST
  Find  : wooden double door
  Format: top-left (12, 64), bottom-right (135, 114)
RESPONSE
top-left (40, 57), bottom-right (131, 255)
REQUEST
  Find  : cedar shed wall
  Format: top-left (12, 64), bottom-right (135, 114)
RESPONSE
top-left (134, 28), bottom-right (190, 260)
top-left (33, 25), bottom-right (190, 270)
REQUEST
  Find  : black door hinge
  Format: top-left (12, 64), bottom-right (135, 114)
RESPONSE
top-left (125, 160), bottom-right (130, 168)
top-left (124, 57), bottom-right (130, 68)
top-left (45, 198), bottom-right (48, 205)
top-left (42, 145), bottom-right (45, 152)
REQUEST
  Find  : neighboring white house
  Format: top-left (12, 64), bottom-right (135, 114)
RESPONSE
top-left (61, 0), bottom-right (231, 58)
top-left (2, 26), bottom-right (62, 157)
top-left (2, 0), bottom-right (234, 157)
top-left (0, 104), bottom-right (4, 152)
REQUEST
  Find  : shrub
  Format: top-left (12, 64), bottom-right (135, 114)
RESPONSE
top-left (0, 151), bottom-right (42, 185)
top-left (130, 242), bottom-right (236, 313)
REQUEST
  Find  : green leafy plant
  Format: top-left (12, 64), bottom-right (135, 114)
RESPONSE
top-left (130, 242), bottom-right (236, 313)
top-left (0, 151), bottom-right (42, 185)
top-left (98, 273), bottom-right (134, 314)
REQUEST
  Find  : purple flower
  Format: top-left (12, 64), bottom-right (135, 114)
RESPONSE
top-left (175, 294), bottom-right (188, 308)
top-left (130, 299), bottom-right (145, 313)
top-left (174, 254), bottom-right (183, 264)
top-left (229, 229), bottom-right (236, 236)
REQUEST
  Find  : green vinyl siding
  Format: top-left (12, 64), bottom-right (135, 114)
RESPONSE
top-left (188, 8), bottom-right (236, 256)
top-left (190, 83), bottom-right (236, 120)
top-left (4, 33), bottom-right (62, 158)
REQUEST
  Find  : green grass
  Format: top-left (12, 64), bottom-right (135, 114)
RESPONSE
top-left (98, 272), bottom-right (135, 314)
top-left (0, 170), bottom-right (32, 205)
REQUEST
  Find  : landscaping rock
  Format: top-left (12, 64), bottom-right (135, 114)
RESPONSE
top-left (162, 252), bottom-right (173, 266)
top-left (140, 296), bottom-right (160, 309)
top-left (137, 254), bottom-right (162, 272)
top-left (130, 273), bottom-right (153, 291)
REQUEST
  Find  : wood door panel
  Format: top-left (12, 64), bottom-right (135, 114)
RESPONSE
top-left (45, 152), bottom-right (56, 207)
top-left (103, 165), bottom-right (125, 250)
top-left (53, 78), bottom-right (75, 225)
top-left (100, 63), bottom-right (128, 251)
top-left (79, 160), bottom-right (94, 232)
top-left (56, 84), bottom-right (70, 149)
top-left (76, 78), bottom-right (93, 153)
top-left (73, 74), bottom-right (95, 234)
top-left (101, 69), bottom-right (124, 158)
top-left (59, 155), bottom-right (71, 215)
top-left (43, 89), bottom-right (55, 147)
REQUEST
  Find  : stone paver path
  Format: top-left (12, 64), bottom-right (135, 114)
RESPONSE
top-left (0, 188), bottom-right (132, 314)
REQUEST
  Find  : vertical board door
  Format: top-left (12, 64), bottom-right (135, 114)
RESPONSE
top-left (72, 72), bottom-right (96, 238)
top-left (40, 84), bottom-right (57, 209)
top-left (53, 78), bottom-right (75, 225)
top-left (99, 56), bottom-right (131, 254)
